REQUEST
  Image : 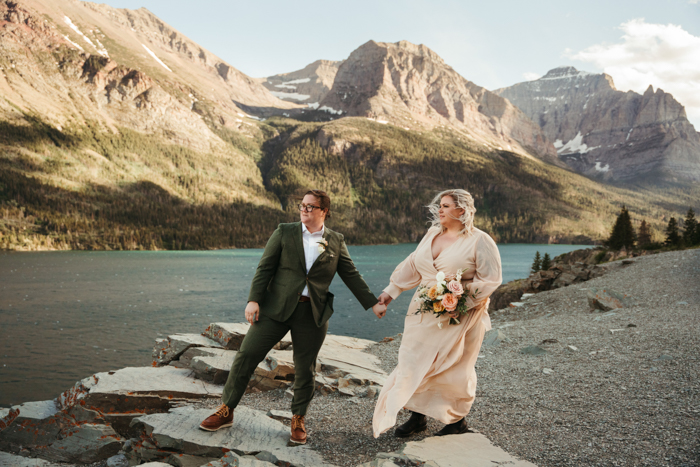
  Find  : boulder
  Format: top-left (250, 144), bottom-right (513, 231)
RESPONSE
top-left (482, 329), bottom-right (507, 347)
top-left (488, 280), bottom-right (525, 311)
top-left (587, 288), bottom-right (634, 311)
top-left (189, 349), bottom-right (294, 391)
top-left (129, 406), bottom-right (333, 466)
top-left (202, 323), bottom-right (292, 351)
top-left (106, 453), bottom-right (130, 467)
top-left (153, 333), bottom-right (223, 366)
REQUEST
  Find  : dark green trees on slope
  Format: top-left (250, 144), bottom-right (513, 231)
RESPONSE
top-left (606, 206), bottom-right (636, 250)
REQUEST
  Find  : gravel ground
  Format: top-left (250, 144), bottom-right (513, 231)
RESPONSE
top-left (200, 249), bottom-right (700, 466)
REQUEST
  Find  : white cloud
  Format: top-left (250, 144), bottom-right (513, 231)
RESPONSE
top-left (688, 0), bottom-right (699, 4)
top-left (570, 19), bottom-right (700, 129)
top-left (523, 72), bottom-right (541, 81)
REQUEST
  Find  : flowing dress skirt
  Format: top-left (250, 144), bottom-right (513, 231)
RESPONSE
top-left (372, 299), bottom-right (490, 437)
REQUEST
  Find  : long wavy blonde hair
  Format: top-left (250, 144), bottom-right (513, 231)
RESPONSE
top-left (428, 189), bottom-right (476, 236)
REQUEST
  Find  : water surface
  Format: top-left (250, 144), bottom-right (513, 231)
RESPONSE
top-left (0, 243), bottom-right (586, 407)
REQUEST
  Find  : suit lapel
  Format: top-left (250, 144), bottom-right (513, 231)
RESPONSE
top-left (292, 222), bottom-right (306, 271)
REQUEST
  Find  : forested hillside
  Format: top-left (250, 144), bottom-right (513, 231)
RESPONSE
top-left (2, 115), bottom-right (697, 250)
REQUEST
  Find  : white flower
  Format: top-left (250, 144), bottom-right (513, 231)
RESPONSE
top-left (435, 271), bottom-right (446, 283)
top-left (455, 268), bottom-right (463, 282)
top-left (317, 244), bottom-right (325, 254)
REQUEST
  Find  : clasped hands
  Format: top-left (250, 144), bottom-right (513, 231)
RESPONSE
top-left (372, 291), bottom-right (393, 319)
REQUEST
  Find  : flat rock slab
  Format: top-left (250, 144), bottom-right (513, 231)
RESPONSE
top-left (0, 451), bottom-right (61, 466)
top-left (0, 400), bottom-right (63, 449)
top-left (203, 323), bottom-right (292, 351)
top-left (154, 334), bottom-right (223, 366)
top-left (130, 406), bottom-right (333, 467)
top-left (322, 334), bottom-right (375, 351)
top-left (587, 288), bottom-right (633, 311)
top-left (37, 423), bottom-right (124, 464)
top-left (189, 349), bottom-right (294, 391)
top-left (57, 367), bottom-right (222, 416)
top-left (400, 432), bottom-right (537, 466)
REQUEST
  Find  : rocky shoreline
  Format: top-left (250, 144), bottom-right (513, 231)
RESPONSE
top-left (1, 248), bottom-right (698, 466)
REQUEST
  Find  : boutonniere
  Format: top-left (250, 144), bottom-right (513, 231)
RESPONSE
top-left (317, 239), bottom-right (328, 254)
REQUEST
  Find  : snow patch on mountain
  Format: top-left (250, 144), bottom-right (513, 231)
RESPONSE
top-left (141, 44), bottom-right (172, 72)
top-left (270, 91), bottom-right (310, 101)
top-left (64, 16), bottom-right (108, 57)
top-left (557, 132), bottom-right (599, 154)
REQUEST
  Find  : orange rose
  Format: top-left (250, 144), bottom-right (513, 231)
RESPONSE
top-left (433, 301), bottom-right (445, 312)
top-left (441, 293), bottom-right (458, 312)
top-left (427, 285), bottom-right (439, 300)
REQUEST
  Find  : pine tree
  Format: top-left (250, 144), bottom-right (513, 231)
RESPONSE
top-left (607, 206), bottom-right (636, 250)
top-left (541, 253), bottom-right (552, 270)
top-left (665, 217), bottom-right (681, 247)
top-left (682, 208), bottom-right (697, 246)
top-left (637, 220), bottom-right (652, 247)
top-left (531, 251), bottom-right (542, 273)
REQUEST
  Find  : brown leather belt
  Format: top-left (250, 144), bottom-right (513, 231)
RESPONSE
top-left (299, 296), bottom-right (311, 302)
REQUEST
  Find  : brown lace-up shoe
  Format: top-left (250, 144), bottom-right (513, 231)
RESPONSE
top-left (199, 404), bottom-right (233, 431)
top-left (290, 414), bottom-right (307, 445)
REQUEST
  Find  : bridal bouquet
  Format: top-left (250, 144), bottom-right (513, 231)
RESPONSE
top-left (414, 269), bottom-right (479, 328)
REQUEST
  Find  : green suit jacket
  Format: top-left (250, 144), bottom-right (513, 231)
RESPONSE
top-left (247, 222), bottom-right (378, 327)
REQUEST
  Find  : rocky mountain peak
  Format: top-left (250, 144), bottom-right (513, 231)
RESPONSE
top-left (263, 59), bottom-right (342, 106)
top-left (315, 40), bottom-right (558, 163)
top-left (495, 67), bottom-right (700, 181)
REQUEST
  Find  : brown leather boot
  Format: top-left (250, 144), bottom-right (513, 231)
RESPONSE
top-left (199, 404), bottom-right (233, 431)
top-left (290, 414), bottom-right (307, 445)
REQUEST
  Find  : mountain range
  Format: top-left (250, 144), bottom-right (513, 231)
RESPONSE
top-left (0, 0), bottom-right (698, 251)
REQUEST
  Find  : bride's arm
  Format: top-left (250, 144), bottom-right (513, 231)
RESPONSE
top-left (464, 232), bottom-right (502, 310)
top-left (381, 229), bottom-right (435, 302)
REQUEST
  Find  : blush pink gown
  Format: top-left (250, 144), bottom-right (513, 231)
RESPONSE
top-left (372, 226), bottom-right (502, 437)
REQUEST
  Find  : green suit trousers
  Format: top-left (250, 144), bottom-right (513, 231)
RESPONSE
top-left (221, 301), bottom-right (328, 415)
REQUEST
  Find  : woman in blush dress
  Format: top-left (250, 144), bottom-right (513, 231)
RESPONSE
top-left (373, 189), bottom-right (502, 438)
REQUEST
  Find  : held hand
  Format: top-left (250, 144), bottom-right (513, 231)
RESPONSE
top-left (372, 302), bottom-right (387, 319)
top-left (245, 301), bottom-right (260, 325)
top-left (377, 292), bottom-right (393, 306)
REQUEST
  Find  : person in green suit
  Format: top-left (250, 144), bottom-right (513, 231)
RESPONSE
top-left (199, 189), bottom-right (387, 444)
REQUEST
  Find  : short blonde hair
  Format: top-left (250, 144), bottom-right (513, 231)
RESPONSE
top-left (428, 189), bottom-right (476, 236)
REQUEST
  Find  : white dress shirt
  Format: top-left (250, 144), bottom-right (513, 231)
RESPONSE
top-left (301, 223), bottom-right (325, 297)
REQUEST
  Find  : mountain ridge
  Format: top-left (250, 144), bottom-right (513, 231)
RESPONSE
top-left (495, 66), bottom-right (700, 181)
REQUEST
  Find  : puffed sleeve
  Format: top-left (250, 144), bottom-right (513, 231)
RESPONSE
top-left (383, 228), bottom-right (435, 299)
top-left (464, 232), bottom-right (502, 310)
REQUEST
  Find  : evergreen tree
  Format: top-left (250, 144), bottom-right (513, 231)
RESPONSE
top-left (531, 251), bottom-right (542, 273)
top-left (541, 253), bottom-right (552, 270)
top-left (682, 208), bottom-right (697, 246)
top-left (637, 220), bottom-right (652, 247)
top-left (607, 206), bottom-right (636, 250)
top-left (665, 217), bottom-right (681, 247)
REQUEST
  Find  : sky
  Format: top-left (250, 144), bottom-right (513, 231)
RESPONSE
top-left (101, 0), bottom-right (700, 128)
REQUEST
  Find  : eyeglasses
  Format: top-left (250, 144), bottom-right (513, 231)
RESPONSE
top-left (298, 203), bottom-right (322, 212)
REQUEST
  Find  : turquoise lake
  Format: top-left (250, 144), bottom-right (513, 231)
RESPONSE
top-left (0, 243), bottom-right (587, 407)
